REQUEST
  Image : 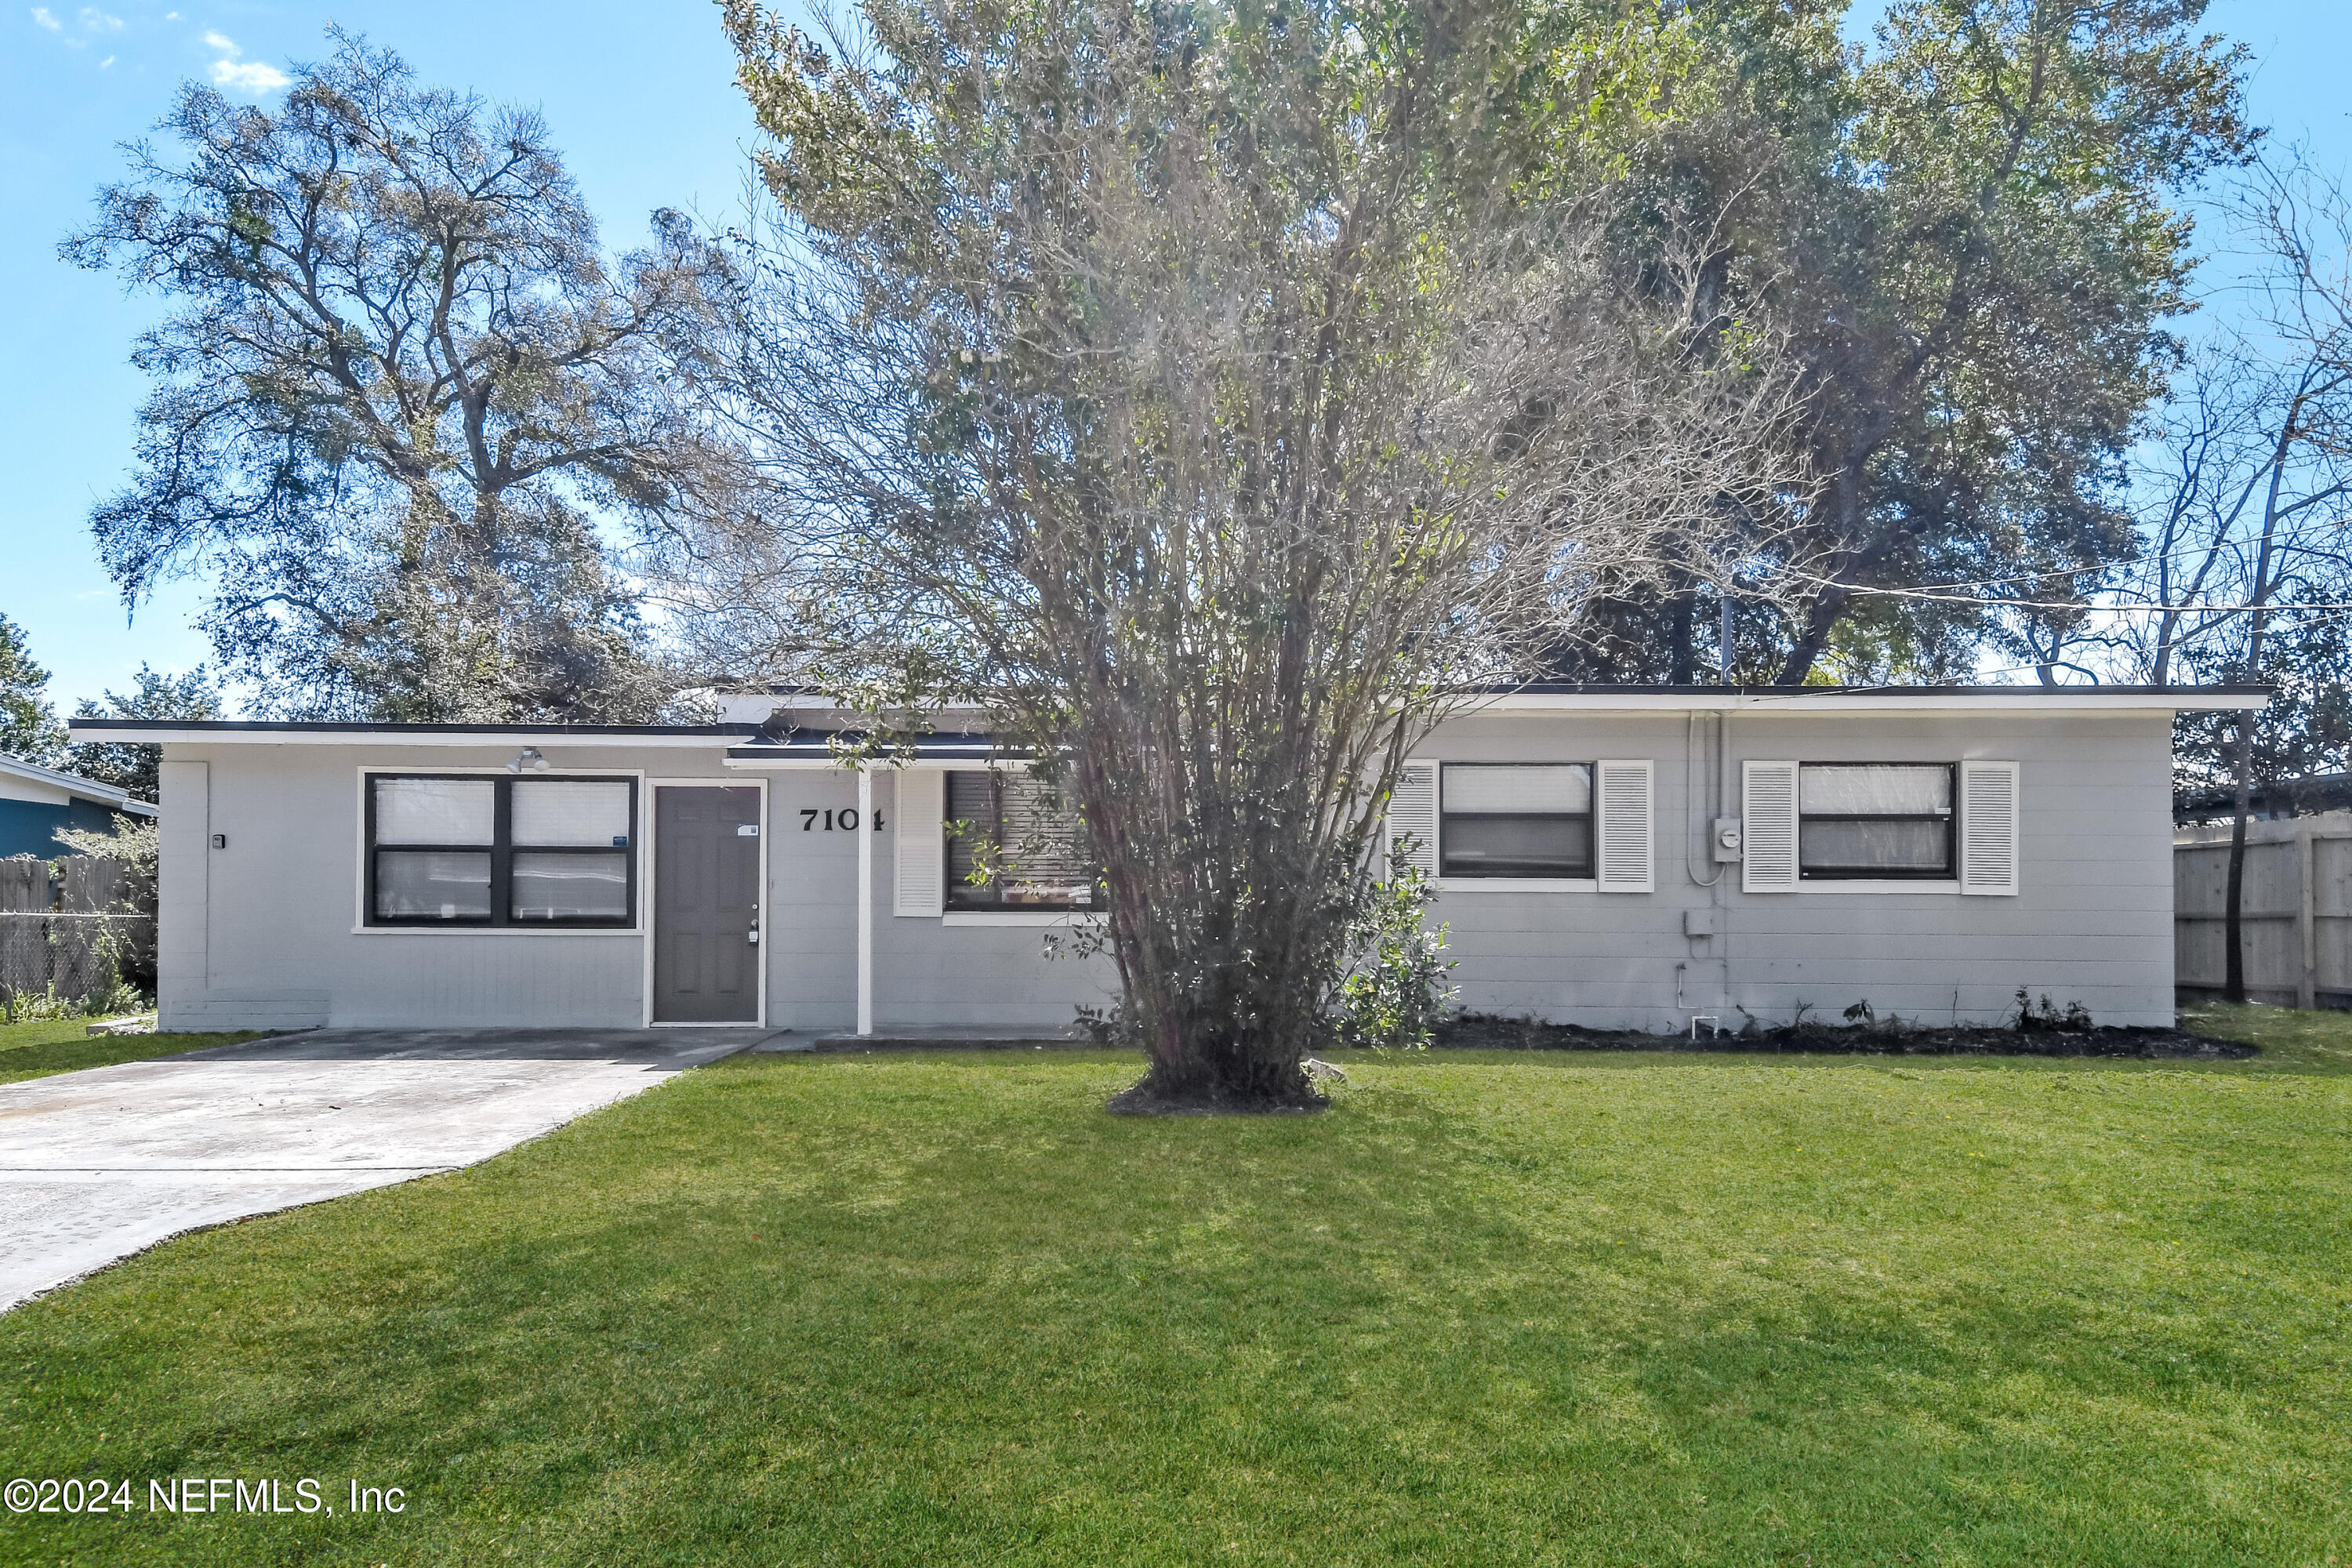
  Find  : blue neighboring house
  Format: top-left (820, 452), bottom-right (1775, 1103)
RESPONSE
top-left (0, 753), bottom-right (156, 858)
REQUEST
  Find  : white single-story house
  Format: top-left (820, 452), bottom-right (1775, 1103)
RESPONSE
top-left (68, 684), bottom-right (2264, 1036)
top-left (0, 751), bottom-right (157, 859)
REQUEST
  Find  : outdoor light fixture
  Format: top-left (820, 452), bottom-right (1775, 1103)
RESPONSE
top-left (507, 746), bottom-right (550, 773)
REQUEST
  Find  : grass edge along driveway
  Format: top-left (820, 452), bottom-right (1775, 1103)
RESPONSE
top-left (2, 1004), bottom-right (2347, 1566)
top-left (0, 1018), bottom-right (260, 1087)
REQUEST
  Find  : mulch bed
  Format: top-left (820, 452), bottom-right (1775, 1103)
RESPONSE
top-left (1436, 1014), bottom-right (2258, 1060)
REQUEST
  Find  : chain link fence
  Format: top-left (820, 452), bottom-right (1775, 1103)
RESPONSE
top-left (0, 854), bottom-right (155, 1017)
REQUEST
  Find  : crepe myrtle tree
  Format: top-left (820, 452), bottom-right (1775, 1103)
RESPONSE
top-left (62, 30), bottom-right (753, 721)
top-left (691, 0), bottom-right (1813, 1106)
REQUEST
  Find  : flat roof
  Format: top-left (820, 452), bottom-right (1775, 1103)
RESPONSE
top-left (69, 683), bottom-right (2270, 750)
top-left (67, 720), bottom-right (768, 747)
top-left (1468, 684), bottom-right (2269, 713)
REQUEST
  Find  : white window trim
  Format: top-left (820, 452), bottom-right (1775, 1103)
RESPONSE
top-left (940, 911), bottom-right (1105, 927)
top-left (1783, 879), bottom-right (1962, 896)
top-left (350, 765), bottom-right (649, 936)
top-left (1432, 877), bottom-right (1599, 894)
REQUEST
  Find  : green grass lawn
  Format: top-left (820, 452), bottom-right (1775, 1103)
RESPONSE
top-left (4, 1014), bottom-right (2350, 1565)
top-left (0, 1017), bottom-right (250, 1087)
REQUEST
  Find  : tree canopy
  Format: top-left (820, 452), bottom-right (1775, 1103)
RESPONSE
top-left (0, 615), bottom-right (67, 768)
top-left (64, 30), bottom-right (752, 720)
top-left (1541, 0), bottom-right (2255, 683)
top-left (702, 0), bottom-right (1812, 1102)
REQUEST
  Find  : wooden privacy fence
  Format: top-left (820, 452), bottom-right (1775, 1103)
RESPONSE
top-left (2176, 810), bottom-right (2352, 1009)
top-left (0, 854), bottom-right (157, 1008)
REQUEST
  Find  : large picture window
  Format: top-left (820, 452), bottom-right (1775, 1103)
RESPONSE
top-left (1440, 764), bottom-right (1594, 879)
top-left (945, 770), bottom-right (1095, 912)
top-left (1797, 764), bottom-right (1954, 880)
top-left (365, 774), bottom-right (637, 927)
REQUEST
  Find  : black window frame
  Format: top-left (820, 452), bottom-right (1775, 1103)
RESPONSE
top-left (943, 768), bottom-right (1097, 913)
top-left (1439, 761), bottom-right (1597, 880)
top-left (363, 772), bottom-right (640, 929)
top-left (1796, 761), bottom-right (1956, 882)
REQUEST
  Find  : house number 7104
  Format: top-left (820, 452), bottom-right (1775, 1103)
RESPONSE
top-left (800, 808), bottom-right (884, 831)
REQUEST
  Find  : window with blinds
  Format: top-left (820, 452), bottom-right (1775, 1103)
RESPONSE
top-left (365, 774), bottom-right (636, 927)
top-left (1440, 763), bottom-right (1594, 879)
top-left (945, 770), bottom-right (1097, 911)
top-left (1796, 763), bottom-right (1954, 880)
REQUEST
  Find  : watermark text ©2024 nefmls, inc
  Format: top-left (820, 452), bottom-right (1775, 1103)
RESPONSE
top-left (7, 1475), bottom-right (405, 1517)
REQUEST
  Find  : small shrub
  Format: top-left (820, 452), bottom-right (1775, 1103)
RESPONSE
top-left (1334, 847), bottom-right (1457, 1051)
top-left (2015, 989), bottom-right (2092, 1033)
top-left (1, 976), bottom-right (143, 1024)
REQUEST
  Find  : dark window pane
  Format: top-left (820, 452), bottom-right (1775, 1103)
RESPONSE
top-left (375, 851), bottom-right (492, 920)
top-left (511, 851), bottom-right (630, 921)
top-left (1442, 814), bottom-right (1593, 878)
top-left (1798, 818), bottom-right (1950, 875)
top-left (946, 769), bottom-right (1094, 911)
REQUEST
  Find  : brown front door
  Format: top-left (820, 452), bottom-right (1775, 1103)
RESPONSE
top-left (652, 786), bottom-right (762, 1024)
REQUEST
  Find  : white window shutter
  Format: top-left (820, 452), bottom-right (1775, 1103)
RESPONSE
top-left (1960, 760), bottom-right (2020, 896)
top-left (893, 768), bottom-right (946, 916)
top-left (1385, 760), bottom-right (1439, 877)
top-left (1595, 759), bottom-right (1654, 893)
top-left (1742, 760), bottom-right (1799, 893)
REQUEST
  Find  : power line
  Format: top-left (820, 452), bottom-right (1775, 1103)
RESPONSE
top-left (1809, 576), bottom-right (2352, 615)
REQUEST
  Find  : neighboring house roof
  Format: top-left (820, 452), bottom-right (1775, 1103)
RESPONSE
top-left (2176, 771), bottom-right (2352, 824)
top-left (0, 752), bottom-right (157, 817)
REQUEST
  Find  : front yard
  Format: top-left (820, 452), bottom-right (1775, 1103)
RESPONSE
top-left (2, 1007), bottom-right (2349, 1565)
top-left (0, 1018), bottom-right (245, 1087)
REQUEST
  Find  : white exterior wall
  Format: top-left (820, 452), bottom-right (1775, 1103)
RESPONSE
top-left (154, 705), bottom-right (2176, 1033)
top-left (760, 767), bottom-right (1115, 1033)
top-left (1419, 710), bottom-right (2176, 1030)
top-left (152, 743), bottom-right (1112, 1033)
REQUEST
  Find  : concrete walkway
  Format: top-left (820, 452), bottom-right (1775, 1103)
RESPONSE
top-left (0, 1027), bottom-right (779, 1312)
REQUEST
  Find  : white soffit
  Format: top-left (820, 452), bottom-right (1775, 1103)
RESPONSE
top-left (1468, 690), bottom-right (2266, 715)
top-left (64, 727), bottom-right (747, 748)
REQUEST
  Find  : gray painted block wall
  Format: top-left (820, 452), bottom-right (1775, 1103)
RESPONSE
top-left (1418, 711), bottom-right (2175, 1029)
top-left (153, 746), bottom-right (1112, 1033)
top-left (154, 707), bottom-right (2175, 1033)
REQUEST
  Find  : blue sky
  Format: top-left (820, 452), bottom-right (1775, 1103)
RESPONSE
top-left (2, 0), bottom-right (2347, 714)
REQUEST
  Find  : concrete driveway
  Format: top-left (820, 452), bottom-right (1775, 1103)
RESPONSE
top-left (0, 1027), bottom-right (782, 1312)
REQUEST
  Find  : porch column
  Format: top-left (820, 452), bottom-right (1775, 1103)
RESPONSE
top-left (857, 763), bottom-right (874, 1036)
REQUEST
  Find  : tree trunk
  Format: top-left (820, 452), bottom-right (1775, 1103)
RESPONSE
top-left (2223, 709), bottom-right (2255, 1003)
top-left (2223, 415), bottom-right (2297, 1004)
top-left (1776, 586), bottom-right (1845, 685)
top-left (1668, 591), bottom-right (1695, 684)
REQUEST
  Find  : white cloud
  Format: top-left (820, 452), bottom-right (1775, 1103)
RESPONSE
top-left (215, 58), bottom-right (290, 90)
top-left (78, 6), bottom-right (119, 28)
top-left (207, 31), bottom-right (289, 92)
top-left (98, 51), bottom-right (111, 65)
top-left (30, 6), bottom-right (59, 29)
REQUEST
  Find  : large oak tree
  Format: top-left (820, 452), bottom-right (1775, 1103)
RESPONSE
top-left (65, 31), bottom-right (750, 720)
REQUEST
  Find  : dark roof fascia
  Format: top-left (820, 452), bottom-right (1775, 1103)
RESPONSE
top-left (1469, 682), bottom-right (2275, 698)
top-left (754, 681), bottom-right (2274, 699)
top-left (726, 729), bottom-right (1034, 763)
top-left (71, 719), bottom-right (766, 737)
